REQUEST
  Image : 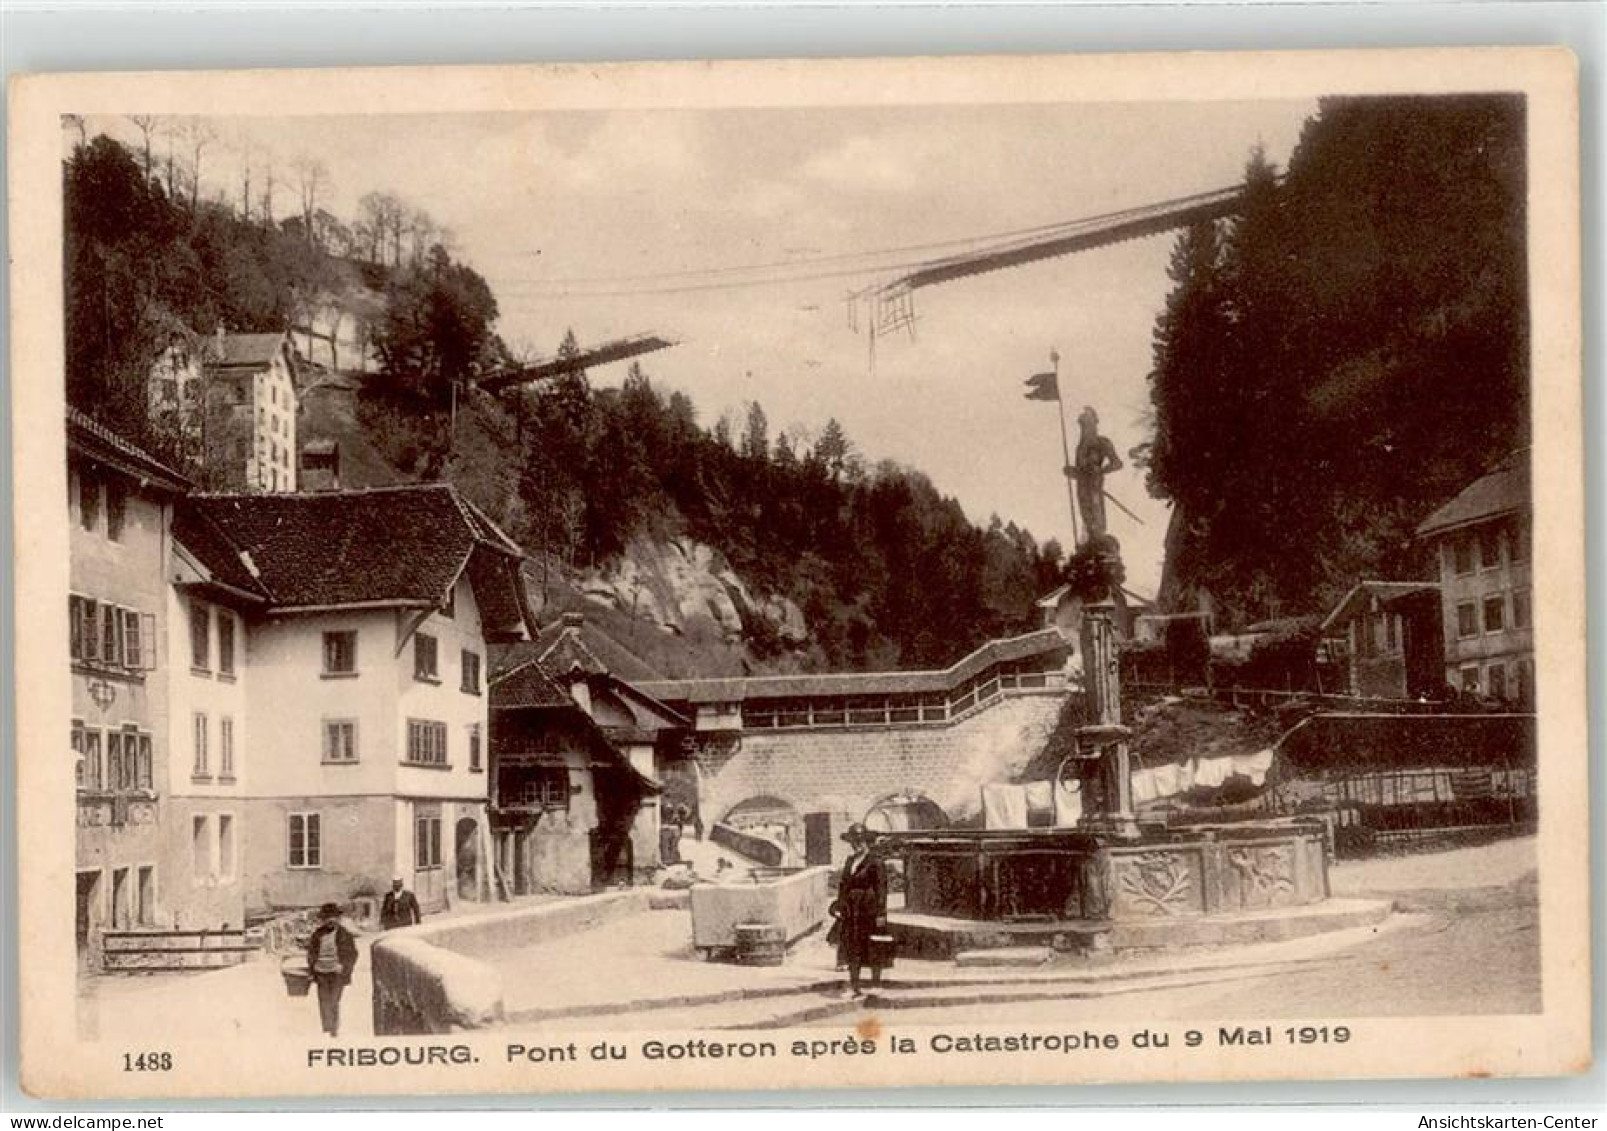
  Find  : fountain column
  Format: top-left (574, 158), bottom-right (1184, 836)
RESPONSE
top-left (1076, 595), bottom-right (1141, 840)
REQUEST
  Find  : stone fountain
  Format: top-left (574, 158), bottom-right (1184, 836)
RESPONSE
top-left (879, 411), bottom-right (1357, 961)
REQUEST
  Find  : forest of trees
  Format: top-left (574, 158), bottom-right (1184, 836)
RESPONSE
top-left (63, 124), bottom-right (1063, 673)
top-left (1137, 95), bottom-right (1528, 628)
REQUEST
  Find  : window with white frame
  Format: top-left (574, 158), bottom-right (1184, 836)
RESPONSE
top-left (323, 720), bottom-right (358, 764)
top-left (406, 719), bottom-right (448, 767)
top-left (414, 812), bottom-right (442, 870)
top-left (219, 716), bottom-right (236, 779)
top-left (218, 613), bottom-right (235, 677)
top-left (461, 650), bottom-right (481, 694)
top-left (190, 599), bottom-right (210, 672)
top-left (468, 724), bottom-right (482, 773)
top-left (1483, 594), bottom-right (1506, 634)
top-left (414, 633), bottom-right (439, 682)
top-left (1456, 602), bottom-right (1478, 639)
top-left (288, 812), bottom-right (322, 869)
top-left (192, 712), bottom-right (209, 778)
top-left (322, 631), bottom-right (357, 676)
top-left (1512, 588), bottom-right (1531, 630)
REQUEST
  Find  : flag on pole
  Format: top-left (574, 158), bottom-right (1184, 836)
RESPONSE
top-left (1024, 371), bottom-right (1059, 401)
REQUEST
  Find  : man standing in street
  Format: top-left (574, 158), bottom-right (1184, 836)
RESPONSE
top-left (306, 902), bottom-right (358, 1038)
top-left (380, 877), bottom-right (422, 931)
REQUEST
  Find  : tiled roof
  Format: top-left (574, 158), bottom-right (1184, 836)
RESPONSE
top-left (1415, 451), bottom-right (1529, 538)
top-left (208, 332), bottom-right (291, 368)
top-left (67, 408), bottom-right (191, 494)
top-left (179, 484), bottom-right (531, 630)
top-left (639, 628), bottom-right (1070, 705)
top-left (489, 660), bottom-right (574, 710)
top-left (1321, 581), bottom-right (1440, 632)
top-left (171, 506), bottom-right (270, 601)
top-left (495, 613), bottom-right (664, 684)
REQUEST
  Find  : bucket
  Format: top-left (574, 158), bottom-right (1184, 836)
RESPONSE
top-left (733, 922), bottom-right (785, 966)
top-left (280, 959), bottom-right (312, 997)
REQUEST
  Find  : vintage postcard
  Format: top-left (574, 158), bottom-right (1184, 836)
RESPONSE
top-left (8, 48), bottom-right (1588, 1101)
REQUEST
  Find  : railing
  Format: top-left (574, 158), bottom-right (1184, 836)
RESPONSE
top-left (101, 927), bottom-right (260, 972)
top-left (742, 668), bottom-right (1068, 733)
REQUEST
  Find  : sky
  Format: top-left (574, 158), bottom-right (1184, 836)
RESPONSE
top-left (86, 99), bottom-right (1316, 595)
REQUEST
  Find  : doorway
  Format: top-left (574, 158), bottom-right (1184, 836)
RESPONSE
top-left (455, 817), bottom-right (480, 901)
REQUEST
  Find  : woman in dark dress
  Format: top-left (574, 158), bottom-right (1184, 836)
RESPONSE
top-left (831, 824), bottom-right (888, 998)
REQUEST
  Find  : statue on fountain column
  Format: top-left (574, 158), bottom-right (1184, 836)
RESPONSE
top-left (1073, 406), bottom-right (1123, 545)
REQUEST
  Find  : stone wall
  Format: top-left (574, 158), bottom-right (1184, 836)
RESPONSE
top-left (370, 890), bottom-right (646, 1034)
top-left (697, 691), bottom-right (1066, 842)
top-left (371, 936), bottom-right (504, 1035)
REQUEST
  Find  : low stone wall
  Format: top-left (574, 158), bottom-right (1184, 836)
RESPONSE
top-left (371, 936), bottom-right (504, 1035)
top-left (690, 866), bottom-right (833, 955)
top-left (371, 891), bottom-right (647, 1034)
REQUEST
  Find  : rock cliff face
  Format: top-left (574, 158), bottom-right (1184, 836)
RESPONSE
top-left (578, 536), bottom-right (808, 648)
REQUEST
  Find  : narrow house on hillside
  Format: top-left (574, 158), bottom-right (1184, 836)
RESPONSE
top-left (490, 612), bottom-right (683, 892)
top-left (174, 484), bottom-right (535, 917)
top-left (1415, 451), bottom-right (1533, 705)
top-left (1321, 581), bottom-right (1443, 700)
top-left (68, 410), bottom-right (190, 968)
top-left (200, 330), bottom-right (302, 493)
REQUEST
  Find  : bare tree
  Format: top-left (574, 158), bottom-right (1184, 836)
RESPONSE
top-left (128, 114), bottom-right (159, 174)
top-left (180, 118), bottom-right (217, 209)
top-left (259, 151), bottom-right (276, 227)
top-left (293, 155), bottom-right (329, 244)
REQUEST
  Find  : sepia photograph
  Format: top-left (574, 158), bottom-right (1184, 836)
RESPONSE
top-left (8, 48), bottom-right (1587, 1100)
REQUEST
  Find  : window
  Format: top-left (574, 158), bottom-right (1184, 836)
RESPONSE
top-left (81, 728), bottom-right (103, 791)
top-left (441, 587), bottom-right (456, 619)
top-left (102, 605), bottom-right (123, 670)
top-left (1488, 663), bottom-right (1508, 702)
top-left (323, 720), bottom-right (358, 764)
top-left (1516, 659), bottom-right (1535, 707)
top-left (1460, 666), bottom-right (1481, 693)
top-left (1381, 612), bottom-right (1397, 655)
top-left (69, 595), bottom-right (96, 663)
top-left (1478, 524), bottom-right (1502, 571)
top-left (79, 474), bottom-right (100, 532)
top-left (190, 600), bottom-right (210, 672)
top-left (218, 815), bottom-right (236, 880)
top-left (106, 482), bottom-right (127, 542)
top-left (1456, 602), bottom-right (1478, 638)
top-left (135, 732), bottom-right (152, 790)
top-left (414, 633), bottom-right (439, 682)
top-left (406, 720), bottom-right (448, 766)
top-left (107, 730), bottom-right (123, 791)
top-left (219, 717), bottom-right (235, 779)
top-left (192, 815), bottom-right (211, 877)
top-left (122, 609), bottom-right (142, 669)
top-left (1483, 595), bottom-right (1506, 634)
top-left (1452, 536), bottom-right (1474, 576)
top-left (288, 813), bottom-right (321, 869)
top-left (322, 631), bottom-right (357, 676)
top-left (461, 650), bottom-right (481, 694)
top-left (414, 812), bottom-right (443, 870)
top-left (468, 724), bottom-right (482, 773)
top-left (192, 712), bottom-right (209, 778)
top-left (519, 767), bottom-right (570, 810)
top-left (1512, 588), bottom-right (1531, 630)
top-left (71, 720), bottom-right (86, 790)
top-left (1511, 520), bottom-right (1530, 564)
top-left (218, 613), bottom-right (235, 677)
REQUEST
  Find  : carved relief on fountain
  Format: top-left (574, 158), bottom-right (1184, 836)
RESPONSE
top-left (1111, 849), bottom-right (1205, 918)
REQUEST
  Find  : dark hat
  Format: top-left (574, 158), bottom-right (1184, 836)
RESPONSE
top-left (841, 823), bottom-right (873, 845)
top-left (318, 902), bottom-right (342, 919)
